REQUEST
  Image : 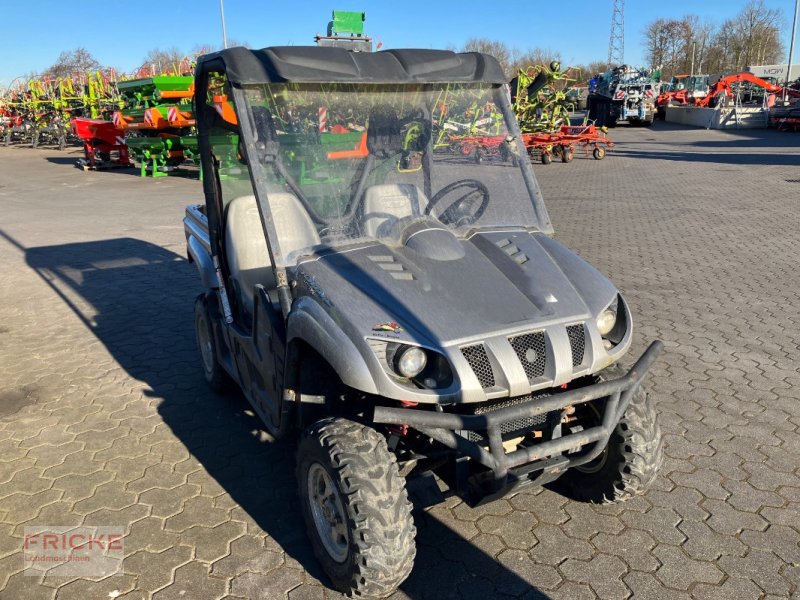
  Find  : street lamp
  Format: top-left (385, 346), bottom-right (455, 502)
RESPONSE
top-left (786, 0), bottom-right (798, 102)
top-left (220, 0), bottom-right (229, 49)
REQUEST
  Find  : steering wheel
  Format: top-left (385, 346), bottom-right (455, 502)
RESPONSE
top-left (425, 179), bottom-right (490, 226)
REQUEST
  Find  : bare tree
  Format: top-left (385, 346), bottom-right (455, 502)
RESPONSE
top-left (643, 1), bottom-right (784, 78)
top-left (140, 47), bottom-right (185, 75)
top-left (462, 38), bottom-right (512, 75)
top-left (44, 48), bottom-right (101, 79)
top-left (510, 48), bottom-right (563, 74)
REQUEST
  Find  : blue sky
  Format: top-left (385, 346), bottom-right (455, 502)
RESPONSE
top-left (1, 0), bottom-right (798, 85)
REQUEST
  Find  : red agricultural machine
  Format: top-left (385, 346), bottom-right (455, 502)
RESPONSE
top-left (70, 118), bottom-right (131, 169)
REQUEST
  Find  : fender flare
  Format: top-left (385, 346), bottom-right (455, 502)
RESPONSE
top-left (187, 235), bottom-right (217, 289)
top-left (287, 297), bottom-right (379, 395)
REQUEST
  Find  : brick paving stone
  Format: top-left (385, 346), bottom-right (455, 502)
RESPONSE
top-left (652, 545), bottom-right (724, 590)
top-left (692, 577), bottom-right (764, 600)
top-left (645, 486), bottom-right (709, 521)
top-left (151, 561), bottom-right (226, 600)
top-left (475, 511), bottom-right (538, 550)
top-left (509, 489), bottom-right (570, 524)
top-left (701, 498), bottom-right (769, 535)
top-left (719, 549), bottom-right (793, 596)
top-left (287, 584), bottom-right (326, 600)
top-left (739, 524), bottom-right (800, 564)
top-left (528, 523), bottom-right (593, 566)
top-left (54, 575), bottom-right (137, 600)
top-left (139, 484), bottom-right (201, 519)
top-left (619, 506), bottom-right (685, 545)
top-left (2, 572), bottom-right (58, 599)
top-left (677, 520), bottom-right (747, 561)
top-left (497, 549), bottom-right (562, 594)
top-left (181, 521), bottom-right (246, 562)
top-left (591, 528), bottom-right (659, 572)
top-left (451, 498), bottom-right (513, 522)
top-left (3, 127), bottom-right (800, 598)
top-left (546, 581), bottom-right (595, 600)
top-left (72, 480), bottom-right (137, 515)
top-left (622, 571), bottom-right (692, 600)
top-left (231, 569), bottom-right (305, 600)
top-left (561, 503), bottom-right (624, 540)
top-left (123, 546), bottom-right (193, 594)
top-left (125, 517), bottom-right (181, 554)
top-left (743, 461), bottom-right (800, 491)
top-left (558, 554), bottom-right (628, 599)
top-left (0, 489), bottom-right (62, 523)
top-left (51, 470), bottom-right (115, 505)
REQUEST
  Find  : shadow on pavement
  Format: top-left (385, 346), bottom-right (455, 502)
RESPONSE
top-left (9, 233), bottom-right (547, 598)
top-left (613, 147), bottom-right (800, 166)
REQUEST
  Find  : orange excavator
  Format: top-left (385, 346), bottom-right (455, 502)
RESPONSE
top-left (657, 72), bottom-right (800, 117)
top-left (696, 72), bottom-right (800, 108)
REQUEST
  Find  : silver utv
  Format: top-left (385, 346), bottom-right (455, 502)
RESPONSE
top-left (184, 46), bottom-right (663, 598)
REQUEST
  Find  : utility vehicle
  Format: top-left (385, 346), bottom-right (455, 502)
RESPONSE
top-left (184, 46), bottom-right (664, 597)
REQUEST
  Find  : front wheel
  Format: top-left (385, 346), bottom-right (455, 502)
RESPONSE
top-left (297, 418), bottom-right (416, 597)
top-left (593, 146), bottom-right (606, 160)
top-left (558, 364), bottom-right (664, 503)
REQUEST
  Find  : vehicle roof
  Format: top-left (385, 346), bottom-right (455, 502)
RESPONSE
top-left (196, 46), bottom-right (507, 86)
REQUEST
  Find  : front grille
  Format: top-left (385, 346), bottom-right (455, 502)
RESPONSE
top-left (462, 394), bottom-right (550, 442)
top-left (509, 332), bottom-right (546, 382)
top-left (566, 324), bottom-right (586, 367)
top-left (461, 344), bottom-right (495, 388)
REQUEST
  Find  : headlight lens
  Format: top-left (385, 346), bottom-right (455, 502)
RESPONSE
top-left (394, 346), bottom-right (427, 378)
top-left (596, 308), bottom-right (617, 336)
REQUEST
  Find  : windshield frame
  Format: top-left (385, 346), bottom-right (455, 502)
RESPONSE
top-left (230, 81), bottom-right (553, 271)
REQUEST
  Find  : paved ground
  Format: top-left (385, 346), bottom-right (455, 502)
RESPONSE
top-left (0, 123), bottom-right (799, 599)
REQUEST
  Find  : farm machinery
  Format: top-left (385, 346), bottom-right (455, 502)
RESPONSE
top-left (432, 62), bottom-right (613, 166)
top-left (1, 72), bottom-right (123, 149)
top-left (512, 62), bottom-right (613, 164)
top-left (655, 72), bottom-right (800, 121)
top-left (111, 75), bottom-right (196, 176)
top-left (588, 65), bottom-right (658, 126)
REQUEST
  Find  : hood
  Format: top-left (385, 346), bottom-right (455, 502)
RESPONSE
top-left (293, 230), bottom-right (617, 348)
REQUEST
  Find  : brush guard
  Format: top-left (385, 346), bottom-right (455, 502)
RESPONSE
top-left (374, 340), bottom-right (663, 505)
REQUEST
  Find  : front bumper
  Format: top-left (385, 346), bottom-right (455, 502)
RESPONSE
top-left (374, 340), bottom-right (663, 504)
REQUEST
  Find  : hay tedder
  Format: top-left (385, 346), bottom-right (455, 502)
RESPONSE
top-left (433, 62), bottom-right (613, 167)
top-left (523, 123), bottom-right (614, 164)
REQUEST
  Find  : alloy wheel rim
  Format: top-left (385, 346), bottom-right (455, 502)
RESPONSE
top-left (307, 462), bottom-right (349, 563)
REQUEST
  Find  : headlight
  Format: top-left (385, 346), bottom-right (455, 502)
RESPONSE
top-left (596, 308), bottom-right (617, 336)
top-left (394, 346), bottom-right (427, 378)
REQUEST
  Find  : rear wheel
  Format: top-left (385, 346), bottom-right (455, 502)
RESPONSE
top-left (541, 152), bottom-right (552, 165)
top-left (561, 146), bottom-right (574, 163)
top-left (593, 146), bottom-right (606, 160)
top-left (558, 364), bottom-right (663, 503)
top-left (194, 293), bottom-right (232, 393)
top-left (297, 417), bottom-right (416, 597)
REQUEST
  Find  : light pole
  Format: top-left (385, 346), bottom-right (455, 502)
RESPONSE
top-left (220, 0), bottom-right (229, 49)
top-left (786, 0), bottom-right (798, 102)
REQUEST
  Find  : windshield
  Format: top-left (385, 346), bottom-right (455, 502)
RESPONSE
top-left (238, 82), bottom-right (548, 261)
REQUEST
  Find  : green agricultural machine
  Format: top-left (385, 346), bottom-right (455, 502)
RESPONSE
top-left (315, 10), bottom-right (372, 52)
top-left (112, 75), bottom-right (196, 176)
